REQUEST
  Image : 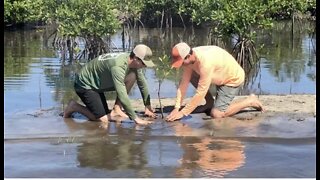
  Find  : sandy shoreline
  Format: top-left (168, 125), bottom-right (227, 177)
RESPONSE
top-left (4, 94), bottom-right (316, 140)
top-left (112, 94), bottom-right (316, 116)
top-left (4, 94), bottom-right (316, 179)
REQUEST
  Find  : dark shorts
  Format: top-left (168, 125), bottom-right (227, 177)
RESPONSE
top-left (214, 84), bottom-right (242, 112)
top-left (75, 85), bottom-right (110, 119)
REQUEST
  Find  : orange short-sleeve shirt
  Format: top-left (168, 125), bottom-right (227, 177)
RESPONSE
top-left (175, 46), bottom-right (245, 115)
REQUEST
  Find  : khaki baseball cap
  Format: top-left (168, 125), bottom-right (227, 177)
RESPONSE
top-left (171, 42), bottom-right (191, 68)
top-left (133, 44), bottom-right (155, 67)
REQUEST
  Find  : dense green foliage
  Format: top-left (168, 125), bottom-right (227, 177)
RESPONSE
top-left (141, 0), bottom-right (189, 28)
top-left (53, 0), bottom-right (120, 37)
top-left (4, 0), bottom-right (12, 23)
top-left (41, 0), bottom-right (122, 61)
top-left (183, 0), bottom-right (273, 38)
top-left (5, 0), bottom-right (315, 35)
top-left (114, 0), bottom-right (145, 28)
top-left (266, 0), bottom-right (316, 19)
top-left (4, 0), bottom-right (45, 24)
top-left (4, 0), bottom-right (316, 63)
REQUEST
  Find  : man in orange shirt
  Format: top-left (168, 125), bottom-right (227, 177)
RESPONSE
top-left (166, 42), bottom-right (264, 121)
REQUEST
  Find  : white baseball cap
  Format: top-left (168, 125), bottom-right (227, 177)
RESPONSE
top-left (171, 42), bottom-right (191, 68)
top-left (133, 44), bottom-right (155, 67)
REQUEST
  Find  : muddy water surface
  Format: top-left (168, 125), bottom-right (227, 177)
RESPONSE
top-left (4, 109), bottom-right (316, 178)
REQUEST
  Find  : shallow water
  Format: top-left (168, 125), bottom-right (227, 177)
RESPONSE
top-left (4, 110), bottom-right (316, 178)
top-left (4, 21), bottom-right (316, 113)
top-left (4, 21), bottom-right (316, 178)
top-left (4, 136), bottom-right (315, 178)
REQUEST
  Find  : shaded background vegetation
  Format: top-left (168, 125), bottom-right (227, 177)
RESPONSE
top-left (4, 0), bottom-right (316, 93)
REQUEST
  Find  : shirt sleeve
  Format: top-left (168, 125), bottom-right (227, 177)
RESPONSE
top-left (111, 67), bottom-right (137, 120)
top-left (136, 69), bottom-right (151, 106)
top-left (180, 66), bottom-right (212, 116)
top-left (175, 67), bottom-right (193, 109)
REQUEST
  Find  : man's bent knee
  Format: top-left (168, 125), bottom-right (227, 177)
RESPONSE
top-left (210, 108), bottom-right (225, 118)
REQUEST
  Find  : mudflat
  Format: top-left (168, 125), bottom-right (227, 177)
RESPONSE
top-left (4, 94), bottom-right (316, 178)
top-left (5, 94), bottom-right (315, 139)
top-left (130, 94), bottom-right (316, 118)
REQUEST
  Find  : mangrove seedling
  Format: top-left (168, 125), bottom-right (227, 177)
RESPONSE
top-left (155, 54), bottom-right (173, 118)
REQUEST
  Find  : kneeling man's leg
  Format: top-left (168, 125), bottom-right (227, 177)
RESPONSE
top-left (210, 85), bottom-right (240, 118)
top-left (76, 89), bottom-right (111, 122)
top-left (210, 85), bottom-right (265, 118)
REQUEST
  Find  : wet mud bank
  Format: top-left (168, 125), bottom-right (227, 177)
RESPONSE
top-left (5, 94), bottom-right (316, 139)
top-left (4, 94), bottom-right (316, 178)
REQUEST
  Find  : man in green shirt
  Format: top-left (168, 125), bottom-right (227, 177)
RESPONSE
top-left (63, 44), bottom-right (156, 125)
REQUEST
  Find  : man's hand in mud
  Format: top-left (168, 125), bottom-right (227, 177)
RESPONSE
top-left (166, 108), bottom-right (183, 122)
top-left (144, 105), bottom-right (157, 118)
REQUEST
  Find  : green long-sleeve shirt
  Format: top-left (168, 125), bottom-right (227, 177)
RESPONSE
top-left (74, 52), bottom-right (151, 120)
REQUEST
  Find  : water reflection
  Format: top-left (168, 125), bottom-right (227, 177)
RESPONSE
top-left (62, 117), bottom-right (246, 178)
top-left (63, 117), bottom-right (152, 177)
top-left (77, 139), bottom-right (148, 171)
top-left (257, 21), bottom-right (316, 83)
top-left (172, 122), bottom-right (245, 178)
top-left (175, 138), bottom-right (245, 178)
